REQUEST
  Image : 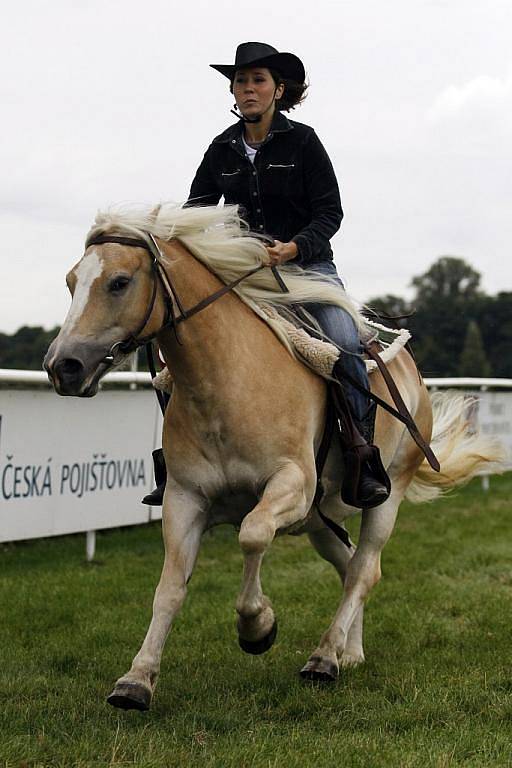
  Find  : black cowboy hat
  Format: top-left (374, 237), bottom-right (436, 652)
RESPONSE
top-left (210, 42), bottom-right (305, 84)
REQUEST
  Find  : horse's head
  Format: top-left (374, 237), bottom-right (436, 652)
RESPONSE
top-left (44, 240), bottom-right (165, 397)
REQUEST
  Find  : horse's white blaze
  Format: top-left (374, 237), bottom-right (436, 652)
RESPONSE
top-left (62, 249), bottom-right (104, 335)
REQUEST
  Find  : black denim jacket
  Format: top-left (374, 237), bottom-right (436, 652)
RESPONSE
top-left (187, 112), bottom-right (343, 266)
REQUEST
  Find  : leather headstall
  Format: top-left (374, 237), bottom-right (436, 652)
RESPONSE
top-left (84, 232), bottom-right (278, 371)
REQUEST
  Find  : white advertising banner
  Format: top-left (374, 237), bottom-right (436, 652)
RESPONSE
top-left (0, 389), bottom-right (163, 542)
top-left (0, 385), bottom-right (510, 544)
top-left (471, 390), bottom-right (512, 463)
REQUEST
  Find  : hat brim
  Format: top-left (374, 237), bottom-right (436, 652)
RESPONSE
top-left (210, 64), bottom-right (236, 79)
top-left (210, 52), bottom-right (305, 84)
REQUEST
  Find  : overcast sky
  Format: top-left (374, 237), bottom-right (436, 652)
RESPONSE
top-left (1, 0), bottom-right (510, 333)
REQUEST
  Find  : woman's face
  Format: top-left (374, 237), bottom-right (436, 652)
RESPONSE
top-left (232, 67), bottom-right (284, 120)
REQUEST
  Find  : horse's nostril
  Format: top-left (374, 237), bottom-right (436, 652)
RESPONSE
top-left (55, 357), bottom-right (85, 379)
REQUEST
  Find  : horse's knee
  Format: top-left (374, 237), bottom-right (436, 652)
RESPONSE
top-left (239, 514), bottom-right (276, 555)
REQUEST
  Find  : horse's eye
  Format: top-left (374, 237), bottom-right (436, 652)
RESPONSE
top-left (109, 276), bottom-right (131, 293)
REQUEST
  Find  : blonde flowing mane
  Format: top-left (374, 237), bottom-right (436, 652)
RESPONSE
top-left (87, 203), bottom-right (364, 355)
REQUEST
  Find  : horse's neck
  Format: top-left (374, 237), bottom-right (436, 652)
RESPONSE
top-left (156, 240), bottom-right (266, 390)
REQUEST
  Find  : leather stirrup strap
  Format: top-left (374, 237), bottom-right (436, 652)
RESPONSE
top-left (313, 397), bottom-right (353, 549)
top-left (364, 344), bottom-right (440, 472)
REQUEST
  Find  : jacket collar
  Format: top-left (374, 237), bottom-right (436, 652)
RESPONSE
top-left (213, 111), bottom-right (294, 144)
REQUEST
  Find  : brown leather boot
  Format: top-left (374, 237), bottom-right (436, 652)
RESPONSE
top-left (355, 459), bottom-right (390, 509)
top-left (141, 449), bottom-right (167, 506)
top-left (354, 402), bottom-right (390, 507)
top-left (330, 382), bottom-right (391, 509)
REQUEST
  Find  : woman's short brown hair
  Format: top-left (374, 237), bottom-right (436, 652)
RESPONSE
top-left (269, 69), bottom-right (308, 111)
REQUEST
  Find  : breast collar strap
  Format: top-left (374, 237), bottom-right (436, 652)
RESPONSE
top-left (84, 232), bottom-right (284, 370)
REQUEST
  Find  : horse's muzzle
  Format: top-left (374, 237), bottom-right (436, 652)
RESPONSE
top-left (50, 356), bottom-right (87, 395)
top-left (44, 338), bottom-right (109, 397)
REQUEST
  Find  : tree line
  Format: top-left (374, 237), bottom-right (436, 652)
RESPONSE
top-left (1, 256), bottom-right (510, 378)
top-left (0, 325), bottom-right (60, 371)
top-left (367, 256), bottom-right (511, 378)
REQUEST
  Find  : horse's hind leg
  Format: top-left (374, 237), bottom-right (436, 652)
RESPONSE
top-left (236, 461), bottom-right (314, 654)
top-left (306, 525), bottom-right (365, 673)
top-left (302, 491), bottom-right (401, 683)
top-left (107, 481), bottom-right (207, 711)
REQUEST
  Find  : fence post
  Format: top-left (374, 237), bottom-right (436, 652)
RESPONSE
top-left (86, 530), bottom-right (96, 562)
top-left (130, 350), bottom-right (138, 391)
top-left (480, 384), bottom-right (489, 492)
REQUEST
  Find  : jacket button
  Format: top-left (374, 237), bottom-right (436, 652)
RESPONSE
top-left (252, 171), bottom-right (256, 176)
top-left (258, 224), bottom-right (264, 229)
top-left (256, 208), bottom-right (261, 213)
top-left (253, 191), bottom-right (257, 196)
top-left (231, 139), bottom-right (236, 144)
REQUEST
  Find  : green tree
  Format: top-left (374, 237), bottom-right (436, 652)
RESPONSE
top-left (411, 256), bottom-right (482, 306)
top-left (0, 326), bottom-right (60, 370)
top-left (367, 256), bottom-right (490, 377)
top-left (458, 320), bottom-right (492, 377)
top-left (477, 292), bottom-right (512, 378)
top-left (406, 257), bottom-right (486, 376)
top-left (365, 257), bottom-right (511, 378)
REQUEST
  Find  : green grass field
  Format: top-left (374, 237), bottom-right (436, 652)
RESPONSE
top-left (1, 474), bottom-right (511, 768)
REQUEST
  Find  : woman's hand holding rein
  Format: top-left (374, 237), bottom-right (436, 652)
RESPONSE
top-left (264, 240), bottom-right (298, 266)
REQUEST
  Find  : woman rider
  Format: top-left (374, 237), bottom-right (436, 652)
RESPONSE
top-left (143, 42), bottom-right (388, 509)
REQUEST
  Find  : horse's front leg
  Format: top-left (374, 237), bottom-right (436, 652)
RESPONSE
top-left (236, 461), bottom-right (314, 654)
top-left (108, 480), bottom-right (207, 711)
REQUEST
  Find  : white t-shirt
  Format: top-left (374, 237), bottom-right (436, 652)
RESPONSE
top-left (242, 135), bottom-right (260, 164)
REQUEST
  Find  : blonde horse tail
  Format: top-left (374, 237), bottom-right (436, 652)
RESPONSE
top-left (405, 391), bottom-right (507, 504)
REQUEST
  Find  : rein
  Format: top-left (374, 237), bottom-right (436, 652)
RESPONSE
top-left (85, 232), bottom-right (285, 373)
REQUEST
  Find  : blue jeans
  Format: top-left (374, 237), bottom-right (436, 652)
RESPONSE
top-left (304, 261), bottom-right (369, 423)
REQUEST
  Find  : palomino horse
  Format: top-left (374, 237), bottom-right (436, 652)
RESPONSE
top-left (44, 204), bottom-right (503, 710)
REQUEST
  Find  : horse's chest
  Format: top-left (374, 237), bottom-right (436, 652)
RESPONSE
top-left (199, 454), bottom-right (262, 529)
top-left (199, 420), bottom-right (226, 450)
top-left (191, 419), bottom-right (260, 477)
top-left (207, 491), bottom-right (259, 529)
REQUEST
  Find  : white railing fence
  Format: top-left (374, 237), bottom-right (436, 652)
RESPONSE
top-left (1, 370), bottom-right (510, 560)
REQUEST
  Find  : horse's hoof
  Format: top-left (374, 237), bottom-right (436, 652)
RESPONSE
top-left (107, 682), bottom-right (151, 711)
top-left (300, 656), bottom-right (338, 683)
top-left (238, 619), bottom-right (278, 655)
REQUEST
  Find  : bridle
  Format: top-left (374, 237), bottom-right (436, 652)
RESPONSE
top-left (84, 231), bottom-right (286, 383)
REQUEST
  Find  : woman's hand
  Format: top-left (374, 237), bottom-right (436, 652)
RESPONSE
top-left (264, 240), bottom-right (298, 266)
